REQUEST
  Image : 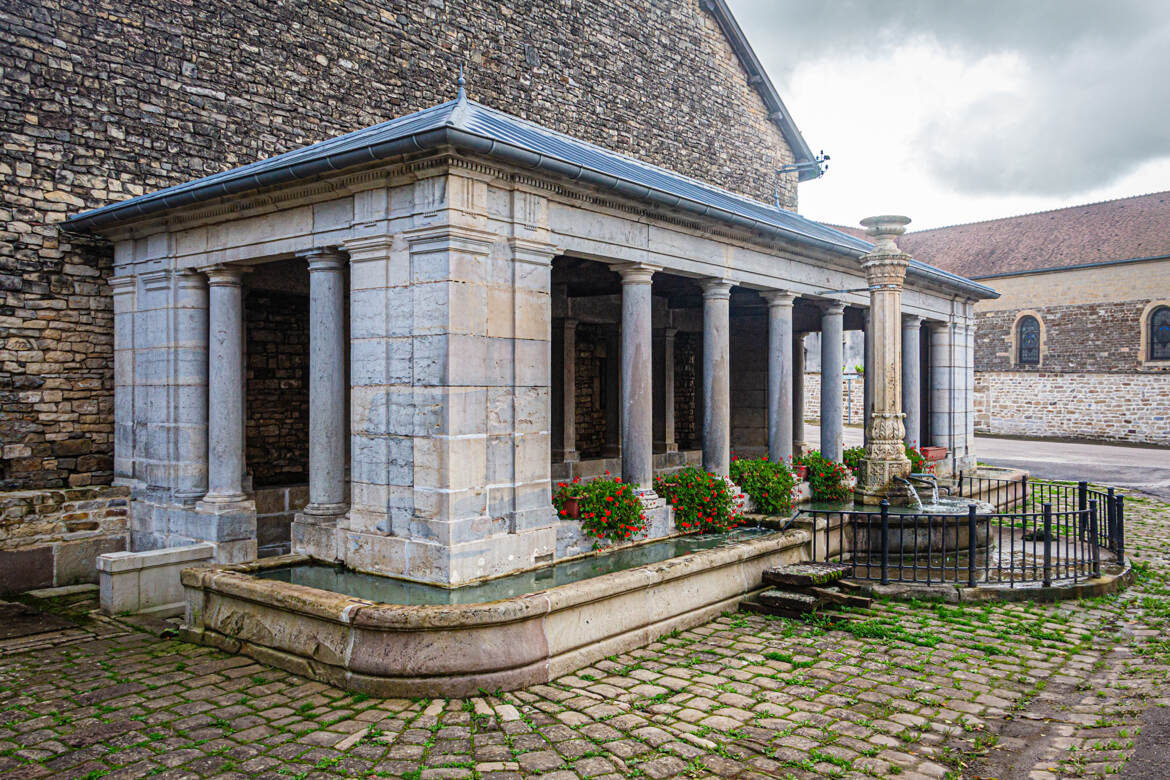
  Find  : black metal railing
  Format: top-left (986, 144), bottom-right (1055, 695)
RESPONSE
top-left (801, 477), bottom-right (1124, 588)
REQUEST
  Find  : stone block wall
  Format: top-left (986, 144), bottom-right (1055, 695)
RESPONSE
top-left (1, 0), bottom-right (796, 493)
top-left (0, 485), bottom-right (128, 590)
top-left (244, 290), bottom-right (309, 487)
top-left (976, 302), bottom-right (1149, 372)
top-left (974, 371), bottom-right (1170, 445)
top-left (254, 483), bottom-right (308, 558)
top-left (798, 371), bottom-right (868, 430)
top-left (674, 332), bottom-right (699, 450)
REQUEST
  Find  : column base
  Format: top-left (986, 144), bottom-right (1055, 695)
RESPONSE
top-left (292, 512), bottom-right (342, 562)
top-left (855, 456), bottom-right (913, 505)
top-left (302, 502), bottom-right (349, 519)
top-left (552, 449), bottom-right (580, 464)
top-left (654, 441), bottom-right (679, 454)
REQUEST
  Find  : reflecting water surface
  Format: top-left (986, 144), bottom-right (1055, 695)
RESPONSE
top-left (257, 527), bottom-right (774, 606)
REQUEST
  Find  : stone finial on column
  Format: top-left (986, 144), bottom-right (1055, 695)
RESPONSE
top-left (856, 215), bottom-right (913, 503)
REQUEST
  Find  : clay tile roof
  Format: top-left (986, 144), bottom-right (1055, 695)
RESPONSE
top-left (894, 190), bottom-right (1170, 278)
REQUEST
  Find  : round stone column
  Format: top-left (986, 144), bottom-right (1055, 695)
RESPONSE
top-left (762, 291), bottom-right (796, 462)
top-left (616, 263), bottom-right (659, 490)
top-left (700, 278), bottom-right (733, 476)
top-left (304, 248), bottom-right (349, 518)
top-left (818, 302), bottom-right (846, 462)
top-left (857, 215), bottom-right (913, 503)
top-left (201, 264), bottom-right (249, 504)
top-left (902, 315), bottom-right (923, 448)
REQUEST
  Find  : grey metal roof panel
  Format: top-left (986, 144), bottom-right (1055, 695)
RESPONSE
top-left (63, 96), bottom-right (995, 299)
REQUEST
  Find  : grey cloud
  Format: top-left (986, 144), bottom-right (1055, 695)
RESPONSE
top-left (729, 0), bottom-right (1170, 196)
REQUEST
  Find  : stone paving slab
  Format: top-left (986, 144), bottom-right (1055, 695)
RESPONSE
top-left (0, 489), bottom-right (1168, 778)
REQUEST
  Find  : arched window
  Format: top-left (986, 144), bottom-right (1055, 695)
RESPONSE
top-left (1151, 306), bottom-right (1170, 361)
top-left (1018, 315), bottom-right (1040, 365)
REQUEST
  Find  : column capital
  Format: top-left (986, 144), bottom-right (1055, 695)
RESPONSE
top-left (614, 262), bottom-right (660, 285)
top-left (761, 290), bottom-right (797, 308)
top-left (301, 246), bottom-right (346, 272)
top-left (699, 277), bottom-right (733, 299)
top-left (902, 314), bottom-right (925, 326)
top-left (926, 319), bottom-right (953, 333)
top-left (108, 275), bottom-right (136, 294)
top-left (558, 317), bottom-right (578, 330)
top-left (817, 299), bottom-right (847, 316)
top-left (508, 237), bottom-right (560, 266)
top-left (342, 234), bottom-right (395, 260)
top-left (201, 264), bottom-right (250, 286)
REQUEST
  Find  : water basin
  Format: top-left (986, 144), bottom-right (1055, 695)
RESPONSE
top-left (258, 527), bottom-right (774, 606)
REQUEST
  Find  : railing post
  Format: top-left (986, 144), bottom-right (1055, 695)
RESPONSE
top-left (1089, 499), bottom-right (1101, 579)
top-left (1021, 474), bottom-right (1028, 512)
top-left (1106, 488), bottom-right (1116, 553)
top-left (967, 504), bottom-right (978, 588)
top-left (1042, 502), bottom-right (1053, 588)
top-left (1116, 495), bottom-right (1125, 567)
top-left (880, 499), bottom-right (890, 586)
top-left (1077, 481), bottom-right (1089, 540)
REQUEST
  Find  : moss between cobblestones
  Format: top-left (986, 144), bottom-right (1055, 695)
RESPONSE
top-left (0, 489), bottom-right (1167, 778)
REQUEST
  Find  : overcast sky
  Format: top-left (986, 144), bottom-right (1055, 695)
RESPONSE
top-left (727, 0), bottom-right (1170, 230)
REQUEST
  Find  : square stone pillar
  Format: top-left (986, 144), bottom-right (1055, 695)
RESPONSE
top-left (339, 217), bottom-right (558, 585)
top-left (653, 327), bottom-right (677, 453)
top-left (110, 275), bottom-right (137, 485)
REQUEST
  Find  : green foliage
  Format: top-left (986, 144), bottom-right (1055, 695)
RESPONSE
top-left (729, 456), bottom-right (796, 515)
top-left (905, 444), bottom-right (928, 473)
top-left (655, 466), bottom-right (741, 533)
top-left (553, 474), bottom-right (646, 543)
top-left (843, 446), bottom-right (865, 477)
top-left (795, 451), bottom-right (852, 502)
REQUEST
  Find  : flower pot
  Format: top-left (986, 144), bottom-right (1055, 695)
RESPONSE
top-left (562, 495), bottom-right (583, 519)
top-left (921, 446), bottom-right (948, 462)
top-left (794, 465), bottom-right (809, 481)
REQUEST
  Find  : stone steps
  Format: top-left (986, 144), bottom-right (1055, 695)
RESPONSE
top-left (741, 562), bottom-right (871, 619)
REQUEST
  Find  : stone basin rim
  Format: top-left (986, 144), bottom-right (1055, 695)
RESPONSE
top-left (181, 528), bottom-right (810, 631)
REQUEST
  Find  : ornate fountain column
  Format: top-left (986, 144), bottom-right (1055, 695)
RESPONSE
top-left (856, 216), bottom-right (913, 504)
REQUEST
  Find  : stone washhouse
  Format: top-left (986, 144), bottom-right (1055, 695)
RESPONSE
top-left (64, 93), bottom-right (996, 588)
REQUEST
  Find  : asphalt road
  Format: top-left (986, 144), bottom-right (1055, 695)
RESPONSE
top-left (806, 424), bottom-right (1170, 501)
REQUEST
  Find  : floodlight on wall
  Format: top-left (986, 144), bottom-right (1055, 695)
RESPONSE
top-left (773, 151), bottom-right (830, 208)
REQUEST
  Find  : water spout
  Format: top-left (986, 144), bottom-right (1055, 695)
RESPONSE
top-left (894, 476), bottom-right (924, 510)
top-left (909, 473), bottom-right (940, 504)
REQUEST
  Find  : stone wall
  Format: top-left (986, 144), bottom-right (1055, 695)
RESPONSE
top-left (573, 326), bottom-right (609, 459)
top-left (730, 312), bottom-right (767, 456)
top-left (0, 0), bottom-right (795, 493)
top-left (976, 302), bottom-right (1150, 372)
top-left (799, 371), bottom-right (868, 431)
top-left (974, 371), bottom-right (1170, 445)
top-left (0, 485), bottom-right (128, 590)
top-left (674, 332), bottom-right (699, 450)
top-left (244, 290), bottom-right (309, 487)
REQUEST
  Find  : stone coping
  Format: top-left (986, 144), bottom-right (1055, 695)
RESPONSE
top-left (845, 562), bottom-right (1133, 604)
top-left (180, 528), bottom-right (809, 696)
top-left (97, 542), bottom-right (216, 574)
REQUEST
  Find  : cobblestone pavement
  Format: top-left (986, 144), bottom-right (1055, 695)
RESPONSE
top-left (1, 494), bottom-right (1168, 780)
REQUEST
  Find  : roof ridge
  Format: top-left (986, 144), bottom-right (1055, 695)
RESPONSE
top-left (906, 189), bottom-right (1170, 234)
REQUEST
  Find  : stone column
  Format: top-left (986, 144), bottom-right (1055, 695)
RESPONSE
top-left (902, 315), bottom-right (923, 448)
top-left (762, 291), bottom-right (796, 462)
top-left (856, 216), bottom-right (913, 503)
top-left (110, 276), bottom-right (136, 484)
top-left (653, 328), bottom-right (677, 453)
top-left (617, 263), bottom-right (659, 489)
top-left (929, 320), bottom-right (955, 462)
top-left (304, 248), bottom-right (348, 519)
top-left (553, 319), bottom-right (578, 462)
top-left (200, 265), bottom-right (249, 505)
top-left (174, 271), bottom-right (209, 503)
top-left (792, 332), bottom-right (806, 454)
top-left (862, 310), bottom-right (873, 446)
top-left (819, 302), bottom-right (845, 461)
top-left (700, 278), bottom-right (733, 475)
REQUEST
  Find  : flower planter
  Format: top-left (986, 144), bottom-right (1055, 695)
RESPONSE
top-left (921, 446), bottom-right (948, 462)
top-left (794, 465), bottom-right (809, 481)
top-left (561, 495), bottom-right (583, 519)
